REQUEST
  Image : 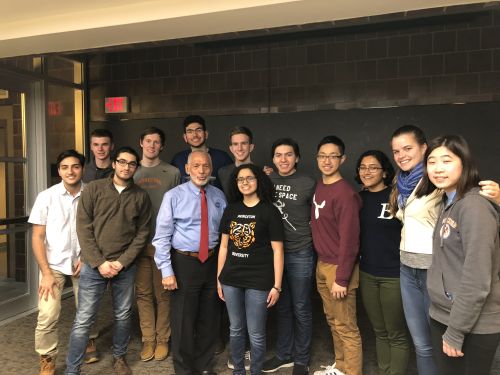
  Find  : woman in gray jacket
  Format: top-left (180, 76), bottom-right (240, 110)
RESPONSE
top-left (416, 135), bottom-right (500, 375)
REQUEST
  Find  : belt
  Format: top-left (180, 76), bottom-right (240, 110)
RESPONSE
top-left (174, 249), bottom-right (215, 259)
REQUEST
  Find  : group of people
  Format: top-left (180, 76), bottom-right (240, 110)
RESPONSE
top-left (29, 114), bottom-right (500, 375)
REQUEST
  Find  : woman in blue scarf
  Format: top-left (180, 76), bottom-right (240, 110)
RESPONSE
top-left (389, 125), bottom-right (439, 375)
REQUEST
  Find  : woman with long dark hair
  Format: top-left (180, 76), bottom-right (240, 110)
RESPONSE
top-left (417, 135), bottom-right (500, 375)
top-left (355, 150), bottom-right (410, 375)
top-left (390, 126), bottom-right (500, 375)
top-left (217, 163), bottom-right (284, 375)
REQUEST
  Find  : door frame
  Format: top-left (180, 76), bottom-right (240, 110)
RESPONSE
top-left (0, 68), bottom-right (47, 323)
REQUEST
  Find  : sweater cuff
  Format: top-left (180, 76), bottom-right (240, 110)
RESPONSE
top-left (87, 257), bottom-right (106, 269)
top-left (335, 278), bottom-right (349, 288)
top-left (116, 254), bottom-right (131, 269)
top-left (443, 325), bottom-right (465, 352)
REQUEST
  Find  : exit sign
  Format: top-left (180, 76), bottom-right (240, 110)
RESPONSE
top-left (105, 96), bottom-right (129, 113)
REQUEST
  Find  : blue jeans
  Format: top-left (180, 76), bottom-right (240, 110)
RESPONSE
top-left (65, 263), bottom-right (136, 374)
top-left (222, 284), bottom-right (269, 375)
top-left (400, 263), bottom-right (438, 375)
top-left (275, 248), bottom-right (314, 365)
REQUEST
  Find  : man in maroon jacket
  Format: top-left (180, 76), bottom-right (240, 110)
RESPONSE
top-left (310, 136), bottom-right (363, 375)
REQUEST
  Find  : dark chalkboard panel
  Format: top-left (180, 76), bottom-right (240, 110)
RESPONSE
top-left (90, 102), bottom-right (500, 187)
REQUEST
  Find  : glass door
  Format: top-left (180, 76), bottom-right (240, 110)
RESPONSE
top-left (0, 71), bottom-right (43, 322)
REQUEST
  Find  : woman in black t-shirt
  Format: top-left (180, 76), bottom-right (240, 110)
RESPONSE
top-left (217, 163), bottom-right (284, 375)
top-left (355, 150), bottom-right (410, 375)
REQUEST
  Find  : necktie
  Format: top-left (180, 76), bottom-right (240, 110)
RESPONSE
top-left (199, 188), bottom-right (209, 263)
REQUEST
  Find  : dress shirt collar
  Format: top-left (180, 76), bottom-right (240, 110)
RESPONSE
top-left (187, 180), bottom-right (209, 196)
top-left (56, 181), bottom-right (85, 197)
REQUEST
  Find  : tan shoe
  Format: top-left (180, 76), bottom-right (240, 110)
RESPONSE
top-left (140, 341), bottom-right (156, 362)
top-left (84, 338), bottom-right (100, 364)
top-left (39, 355), bottom-right (55, 375)
top-left (154, 341), bottom-right (169, 361)
top-left (113, 356), bottom-right (132, 375)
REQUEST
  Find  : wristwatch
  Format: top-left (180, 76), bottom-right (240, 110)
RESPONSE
top-left (272, 286), bottom-right (282, 293)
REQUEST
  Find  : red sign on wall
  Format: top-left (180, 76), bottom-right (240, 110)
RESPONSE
top-left (48, 101), bottom-right (62, 116)
top-left (105, 97), bottom-right (129, 113)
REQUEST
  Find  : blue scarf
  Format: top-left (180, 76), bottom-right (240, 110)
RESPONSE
top-left (397, 162), bottom-right (424, 209)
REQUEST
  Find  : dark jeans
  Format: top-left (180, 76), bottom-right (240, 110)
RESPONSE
top-left (222, 285), bottom-right (269, 375)
top-left (65, 263), bottom-right (136, 374)
top-left (430, 318), bottom-right (500, 375)
top-left (170, 251), bottom-right (220, 375)
top-left (275, 248), bottom-right (314, 365)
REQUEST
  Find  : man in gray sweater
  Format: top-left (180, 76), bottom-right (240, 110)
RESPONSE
top-left (65, 146), bottom-right (151, 375)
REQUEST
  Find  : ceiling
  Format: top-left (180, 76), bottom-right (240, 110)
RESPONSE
top-left (0, 0), bottom-right (492, 58)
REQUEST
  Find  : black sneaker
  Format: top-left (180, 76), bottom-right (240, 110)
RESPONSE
top-left (292, 364), bottom-right (309, 375)
top-left (262, 356), bottom-right (294, 373)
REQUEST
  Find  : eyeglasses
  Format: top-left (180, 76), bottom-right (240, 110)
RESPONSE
top-left (316, 154), bottom-right (343, 162)
top-left (116, 159), bottom-right (138, 168)
top-left (236, 176), bottom-right (257, 184)
top-left (358, 166), bottom-right (383, 173)
top-left (185, 128), bottom-right (204, 135)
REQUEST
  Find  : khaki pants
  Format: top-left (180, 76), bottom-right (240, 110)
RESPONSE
top-left (35, 268), bottom-right (100, 357)
top-left (35, 269), bottom-right (78, 356)
top-left (316, 261), bottom-right (363, 375)
top-left (135, 245), bottom-right (171, 342)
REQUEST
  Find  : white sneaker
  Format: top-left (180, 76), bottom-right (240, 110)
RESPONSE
top-left (227, 350), bottom-right (251, 371)
top-left (244, 350), bottom-right (251, 371)
top-left (313, 363), bottom-right (346, 375)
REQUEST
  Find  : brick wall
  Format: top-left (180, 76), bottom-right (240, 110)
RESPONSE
top-left (88, 7), bottom-right (500, 121)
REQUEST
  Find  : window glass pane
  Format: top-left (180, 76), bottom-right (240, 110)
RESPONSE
top-left (46, 56), bottom-right (82, 84)
top-left (0, 162), bottom-right (26, 219)
top-left (0, 90), bottom-right (25, 158)
top-left (0, 56), bottom-right (42, 74)
top-left (0, 80), bottom-right (28, 306)
top-left (0, 161), bottom-right (28, 304)
top-left (47, 85), bottom-right (84, 185)
top-left (0, 223), bottom-right (28, 303)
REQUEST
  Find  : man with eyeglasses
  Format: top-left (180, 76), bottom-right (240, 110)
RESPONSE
top-left (262, 138), bottom-right (316, 375)
top-left (310, 136), bottom-right (363, 375)
top-left (66, 147), bottom-right (151, 375)
top-left (171, 115), bottom-right (232, 189)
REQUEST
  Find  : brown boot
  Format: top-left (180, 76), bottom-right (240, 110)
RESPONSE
top-left (113, 356), bottom-right (132, 375)
top-left (39, 355), bottom-right (55, 375)
top-left (84, 338), bottom-right (100, 364)
top-left (154, 341), bottom-right (169, 361)
top-left (140, 341), bottom-right (156, 362)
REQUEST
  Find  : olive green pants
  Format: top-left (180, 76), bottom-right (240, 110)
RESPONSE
top-left (360, 271), bottom-right (410, 375)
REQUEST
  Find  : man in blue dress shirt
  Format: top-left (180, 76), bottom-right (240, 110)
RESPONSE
top-left (154, 150), bottom-right (227, 375)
